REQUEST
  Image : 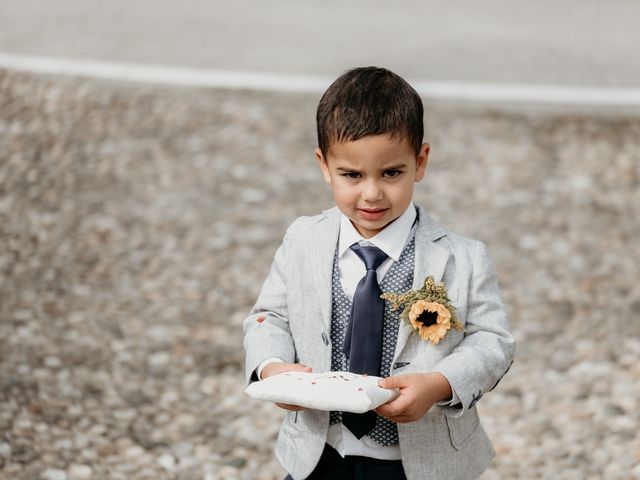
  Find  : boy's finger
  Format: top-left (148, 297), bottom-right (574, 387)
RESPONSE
top-left (378, 374), bottom-right (410, 389)
top-left (377, 406), bottom-right (403, 419)
top-left (282, 364), bottom-right (312, 372)
top-left (375, 397), bottom-right (408, 417)
top-left (374, 405), bottom-right (391, 417)
top-left (387, 414), bottom-right (413, 424)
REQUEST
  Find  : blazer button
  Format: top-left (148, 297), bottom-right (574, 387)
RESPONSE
top-left (321, 332), bottom-right (330, 345)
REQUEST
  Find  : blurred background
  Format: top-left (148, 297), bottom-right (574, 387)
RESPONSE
top-left (1, 1), bottom-right (639, 479)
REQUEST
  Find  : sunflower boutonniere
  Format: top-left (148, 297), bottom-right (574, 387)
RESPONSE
top-left (381, 276), bottom-right (464, 345)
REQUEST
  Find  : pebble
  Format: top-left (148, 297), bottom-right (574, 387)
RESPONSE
top-left (1, 70), bottom-right (638, 480)
top-left (41, 469), bottom-right (67, 480)
top-left (123, 446), bottom-right (146, 460)
top-left (148, 351), bottom-right (171, 370)
top-left (44, 356), bottom-right (63, 368)
top-left (156, 453), bottom-right (176, 471)
top-left (67, 464), bottom-right (92, 480)
top-left (0, 443), bottom-right (11, 459)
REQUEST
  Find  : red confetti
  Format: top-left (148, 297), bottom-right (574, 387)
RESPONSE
top-left (256, 316), bottom-right (266, 323)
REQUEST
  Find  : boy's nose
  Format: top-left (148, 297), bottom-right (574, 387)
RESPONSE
top-left (361, 181), bottom-right (384, 202)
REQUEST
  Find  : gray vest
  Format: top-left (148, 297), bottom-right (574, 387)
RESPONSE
top-left (329, 235), bottom-right (416, 446)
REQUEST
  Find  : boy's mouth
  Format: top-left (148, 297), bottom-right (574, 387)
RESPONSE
top-left (357, 208), bottom-right (388, 220)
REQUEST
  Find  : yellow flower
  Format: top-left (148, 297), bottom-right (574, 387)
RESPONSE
top-left (408, 300), bottom-right (452, 344)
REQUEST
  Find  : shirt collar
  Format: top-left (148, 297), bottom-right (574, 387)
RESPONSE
top-left (338, 202), bottom-right (417, 261)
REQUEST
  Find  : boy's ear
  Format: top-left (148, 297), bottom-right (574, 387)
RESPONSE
top-left (315, 147), bottom-right (332, 184)
top-left (415, 143), bottom-right (430, 181)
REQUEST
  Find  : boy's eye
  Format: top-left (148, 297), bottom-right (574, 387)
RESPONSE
top-left (383, 169), bottom-right (402, 178)
top-left (342, 172), bottom-right (361, 179)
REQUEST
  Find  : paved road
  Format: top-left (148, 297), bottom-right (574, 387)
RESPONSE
top-left (1, 0), bottom-right (639, 88)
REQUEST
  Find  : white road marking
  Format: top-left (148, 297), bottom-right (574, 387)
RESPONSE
top-left (2, 52), bottom-right (640, 106)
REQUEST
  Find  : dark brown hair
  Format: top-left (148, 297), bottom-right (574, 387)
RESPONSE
top-left (316, 67), bottom-right (424, 156)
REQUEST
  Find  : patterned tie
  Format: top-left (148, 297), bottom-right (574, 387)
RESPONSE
top-left (342, 243), bottom-right (388, 439)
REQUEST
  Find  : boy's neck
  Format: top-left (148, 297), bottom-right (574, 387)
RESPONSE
top-left (338, 204), bottom-right (417, 261)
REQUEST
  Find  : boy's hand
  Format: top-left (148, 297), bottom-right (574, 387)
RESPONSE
top-left (374, 372), bottom-right (452, 423)
top-left (261, 362), bottom-right (312, 411)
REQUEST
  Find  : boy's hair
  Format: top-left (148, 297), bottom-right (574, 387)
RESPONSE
top-left (316, 66), bottom-right (424, 157)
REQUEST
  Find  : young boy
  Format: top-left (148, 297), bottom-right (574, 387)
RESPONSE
top-left (243, 67), bottom-right (515, 480)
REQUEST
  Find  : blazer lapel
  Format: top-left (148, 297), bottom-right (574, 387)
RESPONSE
top-left (393, 205), bottom-right (451, 363)
top-left (311, 207), bottom-right (341, 332)
top-left (411, 205), bottom-right (450, 289)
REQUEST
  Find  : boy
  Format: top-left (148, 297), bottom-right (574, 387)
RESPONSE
top-left (243, 67), bottom-right (515, 480)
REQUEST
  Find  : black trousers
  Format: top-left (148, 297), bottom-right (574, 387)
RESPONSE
top-left (284, 443), bottom-right (407, 480)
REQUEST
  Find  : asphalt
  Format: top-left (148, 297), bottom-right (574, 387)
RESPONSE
top-left (1, 0), bottom-right (640, 88)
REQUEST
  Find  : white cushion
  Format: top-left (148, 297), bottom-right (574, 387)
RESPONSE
top-left (245, 371), bottom-right (400, 413)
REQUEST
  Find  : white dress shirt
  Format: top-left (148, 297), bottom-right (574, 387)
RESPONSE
top-left (257, 202), bottom-right (459, 459)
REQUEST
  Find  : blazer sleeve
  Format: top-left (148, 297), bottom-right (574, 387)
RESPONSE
top-left (242, 221), bottom-right (299, 385)
top-left (431, 241), bottom-right (516, 418)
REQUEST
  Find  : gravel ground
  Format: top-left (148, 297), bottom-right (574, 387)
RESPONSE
top-left (0, 70), bottom-right (639, 479)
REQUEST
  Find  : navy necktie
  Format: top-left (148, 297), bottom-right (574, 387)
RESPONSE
top-left (342, 243), bottom-right (388, 439)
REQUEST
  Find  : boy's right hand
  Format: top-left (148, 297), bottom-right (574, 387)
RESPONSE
top-left (261, 362), bottom-right (312, 411)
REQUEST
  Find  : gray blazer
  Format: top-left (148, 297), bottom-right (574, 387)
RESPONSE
top-left (243, 205), bottom-right (515, 480)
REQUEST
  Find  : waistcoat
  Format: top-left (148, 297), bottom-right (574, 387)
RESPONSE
top-left (329, 235), bottom-right (416, 446)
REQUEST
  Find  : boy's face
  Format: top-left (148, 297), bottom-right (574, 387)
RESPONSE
top-left (315, 135), bottom-right (428, 239)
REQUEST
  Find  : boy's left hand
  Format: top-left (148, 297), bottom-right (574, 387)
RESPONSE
top-left (374, 372), bottom-right (452, 423)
